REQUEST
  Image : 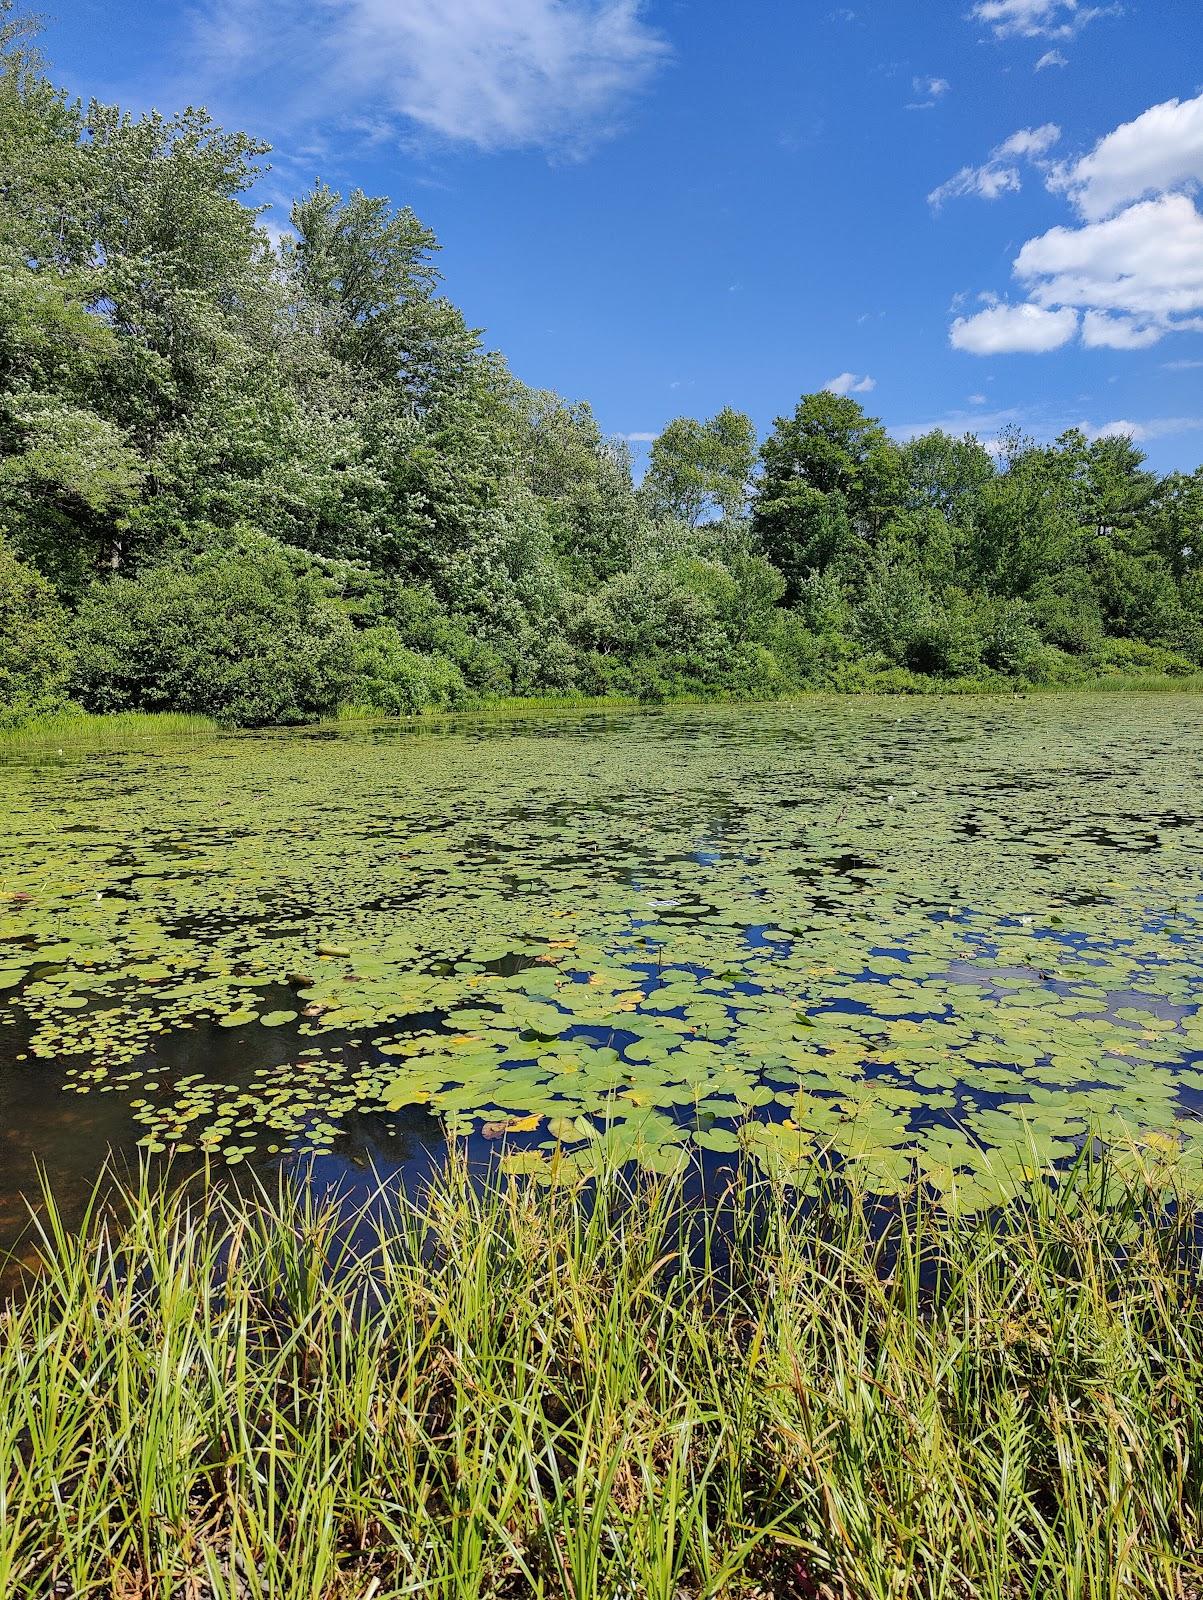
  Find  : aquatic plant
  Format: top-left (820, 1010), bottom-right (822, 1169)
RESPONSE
top-left (1, 697), bottom-right (1201, 1200)
top-left (2, 1150), bottom-right (1201, 1598)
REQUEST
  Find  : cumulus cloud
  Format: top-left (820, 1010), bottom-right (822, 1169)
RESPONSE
top-left (947, 92), bottom-right (1203, 354)
top-left (187, 0), bottom-right (668, 153)
top-left (968, 0), bottom-right (1112, 39)
top-left (1049, 92), bottom-right (1203, 221)
top-left (1015, 195), bottom-right (1203, 320)
top-left (950, 302), bottom-right (1079, 354)
top-left (824, 372), bottom-right (878, 395)
top-left (1081, 311), bottom-right (1168, 349)
top-left (929, 123), bottom-right (1060, 207)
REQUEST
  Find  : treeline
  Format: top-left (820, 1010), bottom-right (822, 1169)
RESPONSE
top-left (1, 5), bottom-right (1201, 729)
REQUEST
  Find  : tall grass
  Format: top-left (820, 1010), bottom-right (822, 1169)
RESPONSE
top-left (0, 710), bottom-right (219, 752)
top-left (2, 1150), bottom-right (1202, 1598)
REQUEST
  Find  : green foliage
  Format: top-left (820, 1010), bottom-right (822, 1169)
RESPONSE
top-left (0, 7), bottom-right (1201, 713)
top-left (640, 407), bottom-right (757, 526)
top-left (348, 624), bottom-right (470, 715)
top-left (0, 534), bottom-right (72, 724)
top-left (69, 541), bottom-right (355, 726)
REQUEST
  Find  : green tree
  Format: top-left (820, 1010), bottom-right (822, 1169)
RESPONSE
top-left (286, 184), bottom-right (478, 407)
top-left (752, 392), bottom-right (902, 599)
top-left (0, 533), bottom-right (73, 723)
top-left (641, 408), bottom-right (757, 526)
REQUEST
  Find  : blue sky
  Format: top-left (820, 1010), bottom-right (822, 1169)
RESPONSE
top-left (41, 0), bottom-right (1203, 471)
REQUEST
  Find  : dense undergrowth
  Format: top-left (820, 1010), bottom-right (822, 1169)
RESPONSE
top-left (3, 1149), bottom-right (1202, 1599)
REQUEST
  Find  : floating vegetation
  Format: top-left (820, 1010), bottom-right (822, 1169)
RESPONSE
top-left (1, 695), bottom-right (1201, 1209)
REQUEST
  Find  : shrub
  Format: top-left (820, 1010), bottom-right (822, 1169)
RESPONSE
top-left (975, 596), bottom-right (1042, 677)
top-left (70, 542), bottom-right (355, 726)
top-left (0, 536), bottom-right (74, 726)
top-left (348, 626), bottom-right (470, 715)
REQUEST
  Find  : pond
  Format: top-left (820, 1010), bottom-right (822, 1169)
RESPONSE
top-left (2, 694), bottom-right (1202, 1247)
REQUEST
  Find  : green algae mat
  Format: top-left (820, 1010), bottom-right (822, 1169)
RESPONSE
top-left (1, 696), bottom-right (1202, 1211)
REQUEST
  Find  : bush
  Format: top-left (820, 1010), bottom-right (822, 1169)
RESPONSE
top-left (70, 542), bottom-right (355, 726)
top-left (975, 596), bottom-right (1042, 677)
top-left (0, 536), bottom-right (74, 726)
top-left (1088, 636), bottom-right (1199, 680)
top-left (348, 626), bottom-right (470, 715)
top-left (858, 570), bottom-right (983, 678)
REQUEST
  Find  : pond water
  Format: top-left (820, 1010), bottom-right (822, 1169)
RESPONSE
top-left (2, 695), bottom-right (1202, 1248)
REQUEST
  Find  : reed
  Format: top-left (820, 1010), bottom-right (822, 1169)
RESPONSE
top-left (2, 1148), bottom-right (1201, 1598)
top-left (0, 710), bottom-right (219, 751)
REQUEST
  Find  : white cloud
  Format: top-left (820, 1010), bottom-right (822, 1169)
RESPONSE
top-left (999, 124), bottom-right (1061, 159)
top-left (968, 0), bottom-right (1111, 39)
top-left (187, 0), bottom-right (668, 153)
top-left (824, 372), bottom-right (878, 395)
top-left (947, 93), bottom-right (1203, 354)
top-left (1050, 92), bottom-right (1203, 221)
top-left (623, 431), bottom-right (658, 442)
top-left (1035, 48), bottom-right (1069, 67)
top-left (1086, 416), bottom-right (1203, 442)
top-left (1164, 359), bottom-right (1203, 370)
top-left (929, 123), bottom-right (1059, 207)
top-left (1016, 195), bottom-right (1203, 320)
top-left (1081, 310), bottom-right (1166, 349)
top-left (950, 302), bottom-right (1079, 353)
top-left (907, 75), bottom-right (951, 109)
top-left (930, 163), bottom-right (1021, 206)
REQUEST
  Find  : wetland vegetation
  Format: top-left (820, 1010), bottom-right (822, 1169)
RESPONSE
top-left (3, 1151), bottom-right (1203, 1600)
top-left (4, 6), bottom-right (1203, 1594)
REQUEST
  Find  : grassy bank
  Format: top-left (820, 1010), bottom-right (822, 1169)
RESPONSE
top-left (3, 1151), bottom-right (1202, 1598)
top-left (0, 710), bottom-right (220, 752)
top-left (4, 676), bottom-right (1203, 753)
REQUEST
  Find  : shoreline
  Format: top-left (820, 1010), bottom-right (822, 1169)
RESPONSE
top-left (3, 1150), bottom-right (1201, 1594)
top-left (3, 670), bottom-right (1203, 752)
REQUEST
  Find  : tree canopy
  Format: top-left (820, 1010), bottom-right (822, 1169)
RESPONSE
top-left (0, 4), bottom-right (1200, 726)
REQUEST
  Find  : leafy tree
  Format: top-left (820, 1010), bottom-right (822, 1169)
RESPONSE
top-left (900, 430), bottom-right (995, 524)
top-left (642, 408), bottom-right (756, 527)
top-left (286, 184), bottom-right (477, 407)
top-left (753, 392), bottom-right (902, 598)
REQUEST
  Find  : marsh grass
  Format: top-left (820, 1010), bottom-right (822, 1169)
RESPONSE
top-left (0, 710), bottom-right (219, 751)
top-left (3, 1148), bottom-right (1202, 1598)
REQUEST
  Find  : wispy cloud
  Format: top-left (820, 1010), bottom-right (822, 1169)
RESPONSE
top-left (929, 123), bottom-right (1060, 208)
top-left (967, 1), bottom-right (1115, 40)
top-left (906, 76), bottom-right (951, 110)
top-left (1035, 48), bottom-right (1068, 67)
top-left (184, 0), bottom-right (668, 155)
top-left (1085, 416), bottom-right (1203, 442)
